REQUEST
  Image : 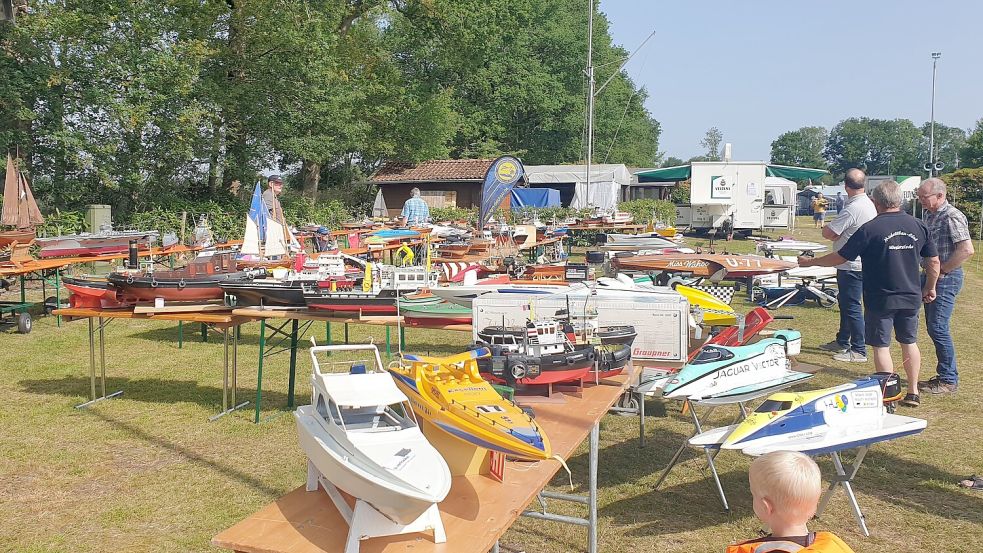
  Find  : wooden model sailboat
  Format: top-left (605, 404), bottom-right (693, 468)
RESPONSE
top-left (0, 153), bottom-right (43, 252)
top-left (237, 182), bottom-right (297, 269)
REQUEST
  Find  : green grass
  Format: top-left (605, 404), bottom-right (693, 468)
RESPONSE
top-left (1, 216), bottom-right (981, 552)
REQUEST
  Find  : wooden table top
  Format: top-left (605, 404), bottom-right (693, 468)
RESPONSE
top-left (53, 307), bottom-right (263, 326)
top-left (212, 370), bottom-right (632, 553)
top-left (230, 307), bottom-right (472, 332)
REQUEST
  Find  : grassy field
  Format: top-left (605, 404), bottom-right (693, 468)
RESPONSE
top-left (1, 217), bottom-right (981, 552)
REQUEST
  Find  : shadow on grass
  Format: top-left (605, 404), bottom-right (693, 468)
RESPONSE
top-left (87, 409), bottom-right (282, 497)
top-left (18, 375), bottom-right (289, 411)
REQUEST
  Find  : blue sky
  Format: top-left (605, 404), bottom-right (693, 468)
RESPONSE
top-left (599, 0), bottom-right (983, 162)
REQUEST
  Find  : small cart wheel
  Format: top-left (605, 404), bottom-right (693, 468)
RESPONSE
top-left (616, 392), bottom-right (640, 412)
top-left (17, 312), bottom-right (32, 334)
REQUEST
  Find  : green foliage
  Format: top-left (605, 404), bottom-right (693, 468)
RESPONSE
top-left (36, 210), bottom-right (86, 237)
top-left (940, 168), bottom-right (983, 236)
top-left (922, 122), bottom-right (966, 172)
top-left (670, 181), bottom-right (691, 204)
top-left (662, 156), bottom-right (685, 168)
top-left (129, 199), bottom-right (247, 242)
top-left (618, 198), bottom-right (676, 225)
top-left (700, 128), bottom-right (723, 161)
top-left (770, 126), bottom-right (828, 170)
top-left (960, 120), bottom-right (983, 169)
top-left (279, 195), bottom-right (352, 230)
top-left (510, 206), bottom-right (591, 225)
top-left (825, 117), bottom-right (925, 176)
top-left (430, 206), bottom-right (477, 225)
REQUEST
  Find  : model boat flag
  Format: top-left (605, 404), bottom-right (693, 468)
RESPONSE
top-left (478, 155), bottom-right (526, 230)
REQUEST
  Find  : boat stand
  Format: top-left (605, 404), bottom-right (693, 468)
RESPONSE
top-left (521, 421), bottom-right (599, 553)
top-left (75, 317), bottom-right (124, 409)
top-left (653, 400), bottom-right (748, 511)
top-left (814, 446), bottom-right (871, 537)
top-left (306, 460), bottom-right (446, 553)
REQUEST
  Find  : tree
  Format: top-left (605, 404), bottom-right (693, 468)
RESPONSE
top-left (960, 120), bottom-right (983, 169)
top-left (662, 156), bottom-right (685, 167)
top-left (939, 168), bottom-right (983, 235)
top-left (921, 122), bottom-right (966, 174)
top-left (770, 126), bottom-right (828, 169)
top-left (824, 117), bottom-right (923, 176)
top-left (700, 127), bottom-right (723, 161)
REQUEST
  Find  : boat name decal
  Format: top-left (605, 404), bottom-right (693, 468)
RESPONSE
top-left (713, 356), bottom-right (782, 380)
top-left (724, 257), bottom-right (763, 268)
top-left (666, 260), bottom-right (709, 268)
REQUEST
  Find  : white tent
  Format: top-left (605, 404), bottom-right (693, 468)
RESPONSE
top-left (524, 164), bottom-right (630, 210)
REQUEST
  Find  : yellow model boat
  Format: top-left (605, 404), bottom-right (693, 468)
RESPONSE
top-left (675, 284), bottom-right (737, 326)
top-left (388, 348), bottom-right (552, 461)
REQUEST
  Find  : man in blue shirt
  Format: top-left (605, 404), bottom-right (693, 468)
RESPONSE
top-left (800, 180), bottom-right (940, 407)
top-left (400, 187), bottom-right (430, 226)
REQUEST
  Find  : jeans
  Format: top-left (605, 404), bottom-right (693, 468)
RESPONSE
top-left (835, 270), bottom-right (865, 354)
top-left (924, 269), bottom-right (964, 384)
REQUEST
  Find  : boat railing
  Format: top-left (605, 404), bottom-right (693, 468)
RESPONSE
top-left (309, 338), bottom-right (384, 377)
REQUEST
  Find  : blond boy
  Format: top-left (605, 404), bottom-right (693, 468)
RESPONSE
top-left (726, 451), bottom-right (855, 552)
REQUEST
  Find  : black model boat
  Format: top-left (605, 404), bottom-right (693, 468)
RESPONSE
top-left (221, 252), bottom-right (364, 308)
top-left (303, 264), bottom-right (438, 315)
top-left (473, 320), bottom-right (596, 387)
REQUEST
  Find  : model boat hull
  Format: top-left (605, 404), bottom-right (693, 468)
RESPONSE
top-left (305, 291), bottom-right (400, 314)
top-left (295, 406), bottom-right (448, 525)
top-left (109, 271), bottom-right (251, 302)
top-left (35, 231), bottom-right (160, 258)
top-left (592, 343), bottom-right (631, 378)
top-left (612, 253), bottom-right (795, 279)
top-left (476, 345), bottom-right (595, 386)
top-left (401, 302), bottom-right (472, 326)
top-left (221, 280), bottom-right (307, 307)
top-left (63, 276), bottom-right (130, 309)
top-left (0, 229), bottom-right (35, 248)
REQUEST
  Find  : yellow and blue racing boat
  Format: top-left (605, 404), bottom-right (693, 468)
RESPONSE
top-left (388, 348), bottom-right (552, 461)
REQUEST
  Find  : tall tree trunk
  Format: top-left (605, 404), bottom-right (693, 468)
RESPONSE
top-left (207, 119), bottom-right (223, 196)
top-left (302, 159), bottom-right (320, 201)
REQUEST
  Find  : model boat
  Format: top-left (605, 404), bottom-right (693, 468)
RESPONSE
top-left (661, 332), bottom-right (808, 404)
top-left (754, 238), bottom-right (827, 257)
top-left (236, 182), bottom-right (299, 269)
top-left (689, 377), bottom-right (928, 456)
top-left (109, 249), bottom-right (254, 303)
top-left (221, 252), bottom-right (363, 307)
top-left (304, 263), bottom-right (439, 314)
top-left (399, 300), bottom-right (472, 326)
top-left (597, 232), bottom-right (680, 251)
top-left (611, 253), bottom-right (796, 281)
top-left (473, 320), bottom-right (596, 386)
top-left (0, 153), bottom-right (43, 250)
top-left (63, 275), bottom-right (131, 309)
top-left (388, 349), bottom-right (552, 460)
top-left (34, 227), bottom-right (166, 259)
top-left (296, 343), bottom-right (451, 527)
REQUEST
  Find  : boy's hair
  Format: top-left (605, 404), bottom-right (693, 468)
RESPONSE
top-left (749, 451), bottom-right (822, 521)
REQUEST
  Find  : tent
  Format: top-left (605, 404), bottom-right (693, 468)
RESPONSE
top-left (637, 163), bottom-right (828, 183)
top-left (524, 164), bottom-right (630, 210)
top-left (510, 187), bottom-right (560, 209)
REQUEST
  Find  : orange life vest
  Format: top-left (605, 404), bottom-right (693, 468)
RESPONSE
top-left (725, 531), bottom-right (856, 553)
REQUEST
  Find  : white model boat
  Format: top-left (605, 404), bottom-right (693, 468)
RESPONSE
top-left (690, 376), bottom-right (927, 456)
top-left (598, 232), bottom-right (684, 251)
top-left (295, 343), bottom-right (451, 528)
top-left (754, 238), bottom-right (828, 256)
top-left (661, 332), bottom-right (809, 402)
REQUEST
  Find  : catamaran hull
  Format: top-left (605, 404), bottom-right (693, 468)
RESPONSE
top-left (294, 406), bottom-right (447, 525)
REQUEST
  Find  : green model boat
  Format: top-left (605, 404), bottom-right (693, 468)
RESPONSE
top-left (400, 301), bottom-right (472, 326)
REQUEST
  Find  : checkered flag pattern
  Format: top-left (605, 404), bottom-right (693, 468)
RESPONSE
top-left (689, 285), bottom-right (735, 305)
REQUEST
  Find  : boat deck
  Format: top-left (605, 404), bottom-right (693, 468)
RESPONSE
top-left (212, 369), bottom-right (633, 553)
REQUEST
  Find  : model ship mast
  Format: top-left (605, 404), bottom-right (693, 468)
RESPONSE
top-left (0, 152), bottom-right (44, 249)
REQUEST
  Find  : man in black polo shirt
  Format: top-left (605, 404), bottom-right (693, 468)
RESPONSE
top-left (800, 180), bottom-right (940, 407)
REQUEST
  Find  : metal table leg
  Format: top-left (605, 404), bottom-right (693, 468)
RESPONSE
top-left (816, 447), bottom-right (870, 537)
top-left (287, 319), bottom-right (299, 408)
top-left (75, 317), bottom-right (123, 409)
top-left (254, 321), bottom-right (266, 423)
top-left (210, 325), bottom-right (249, 421)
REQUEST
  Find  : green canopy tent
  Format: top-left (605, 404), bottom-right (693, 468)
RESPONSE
top-left (636, 163), bottom-right (828, 183)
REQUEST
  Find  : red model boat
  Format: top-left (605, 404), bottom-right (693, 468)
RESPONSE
top-left (611, 253), bottom-right (795, 280)
top-left (63, 276), bottom-right (131, 309)
top-left (108, 250), bottom-right (253, 303)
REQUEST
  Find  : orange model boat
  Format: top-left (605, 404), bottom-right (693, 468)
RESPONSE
top-left (611, 253), bottom-right (795, 281)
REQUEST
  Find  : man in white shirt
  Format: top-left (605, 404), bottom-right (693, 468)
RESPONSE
top-left (818, 168), bottom-right (877, 362)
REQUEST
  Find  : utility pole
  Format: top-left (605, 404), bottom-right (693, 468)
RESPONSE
top-left (585, 0), bottom-right (595, 207)
top-left (928, 52), bottom-right (942, 176)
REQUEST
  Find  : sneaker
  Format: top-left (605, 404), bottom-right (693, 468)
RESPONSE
top-left (917, 375), bottom-right (941, 388)
top-left (900, 393), bottom-right (920, 407)
top-left (833, 350), bottom-right (868, 362)
top-left (923, 381), bottom-right (958, 395)
top-left (819, 340), bottom-right (848, 353)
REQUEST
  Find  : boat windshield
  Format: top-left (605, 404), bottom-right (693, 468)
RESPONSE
top-left (691, 346), bottom-right (734, 365)
top-left (755, 399), bottom-right (793, 413)
top-left (336, 401), bottom-right (417, 432)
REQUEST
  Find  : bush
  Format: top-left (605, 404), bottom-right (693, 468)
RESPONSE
top-left (430, 206), bottom-right (477, 225)
top-left (618, 198), bottom-right (676, 225)
top-left (280, 195), bottom-right (352, 229)
top-left (128, 197), bottom-right (247, 243)
top-left (36, 209), bottom-right (86, 237)
top-left (941, 168), bottom-right (983, 237)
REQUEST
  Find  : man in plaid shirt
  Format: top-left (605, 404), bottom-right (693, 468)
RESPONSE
top-left (400, 187), bottom-right (430, 226)
top-left (917, 177), bottom-right (975, 395)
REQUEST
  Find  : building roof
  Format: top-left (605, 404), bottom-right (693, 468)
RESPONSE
top-left (371, 159), bottom-right (495, 184)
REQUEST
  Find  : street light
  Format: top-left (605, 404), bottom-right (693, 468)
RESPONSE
top-left (927, 52), bottom-right (942, 177)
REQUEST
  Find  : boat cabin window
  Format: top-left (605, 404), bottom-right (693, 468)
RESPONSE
top-left (337, 401), bottom-right (416, 432)
top-left (755, 399), bottom-right (793, 413)
top-left (317, 396), bottom-right (344, 426)
top-left (691, 346), bottom-right (734, 364)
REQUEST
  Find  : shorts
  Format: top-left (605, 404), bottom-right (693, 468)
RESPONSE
top-left (813, 212), bottom-right (825, 221)
top-left (864, 308), bottom-right (919, 347)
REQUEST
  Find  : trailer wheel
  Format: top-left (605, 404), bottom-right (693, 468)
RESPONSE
top-left (16, 312), bottom-right (32, 334)
top-left (615, 392), bottom-right (640, 414)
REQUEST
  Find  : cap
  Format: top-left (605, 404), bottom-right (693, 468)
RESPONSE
top-left (268, 174), bottom-right (283, 183)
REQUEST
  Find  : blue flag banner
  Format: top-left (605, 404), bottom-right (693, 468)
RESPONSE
top-left (248, 182), bottom-right (268, 239)
top-left (478, 155), bottom-right (526, 230)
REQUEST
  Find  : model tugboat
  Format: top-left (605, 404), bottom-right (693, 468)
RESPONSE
top-left (472, 319), bottom-right (596, 387)
top-left (221, 251), bottom-right (363, 307)
top-left (109, 249), bottom-right (255, 303)
top-left (303, 263), bottom-right (439, 315)
top-left (555, 309), bottom-right (634, 379)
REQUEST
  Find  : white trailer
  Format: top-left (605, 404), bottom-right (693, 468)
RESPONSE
top-left (472, 291), bottom-right (690, 362)
top-left (636, 153), bottom-right (825, 235)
